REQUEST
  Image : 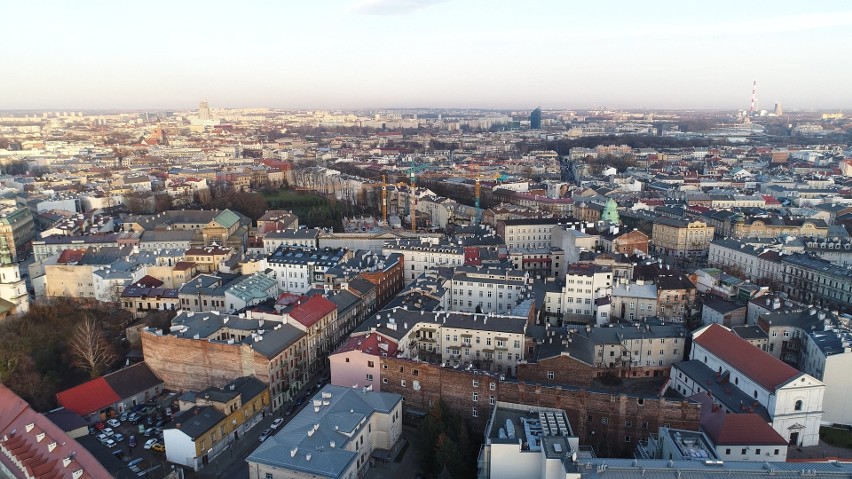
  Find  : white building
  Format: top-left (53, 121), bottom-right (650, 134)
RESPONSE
top-left (247, 385), bottom-right (403, 479)
top-left (561, 264), bottom-right (612, 322)
top-left (671, 324), bottom-right (825, 447)
top-left (449, 265), bottom-right (530, 315)
top-left (480, 402), bottom-right (581, 479)
top-left (801, 322), bottom-right (852, 426)
top-left (382, 238), bottom-right (465, 285)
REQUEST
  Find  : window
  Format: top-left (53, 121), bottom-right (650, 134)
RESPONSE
top-left (625, 436), bottom-right (631, 443)
top-left (774, 449), bottom-right (779, 455)
top-left (755, 448), bottom-right (761, 455)
top-left (741, 448), bottom-right (747, 455)
top-left (473, 379), bottom-right (479, 387)
top-left (641, 421), bottom-right (648, 429)
top-left (472, 408), bottom-right (478, 418)
top-left (490, 382), bottom-right (496, 390)
top-left (472, 392), bottom-right (478, 401)
top-left (367, 361), bottom-right (374, 368)
top-left (489, 395), bottom-right (495, 405)
top-left (366, 374), bottom-right (373, 381)
top-left (725, 448), bottom-right (731, 455)
top-left (547, 371), bottom-right (555, 380)
top-left (401, 380), bottom-right (406, 387)
top-left (794, 400), bottom-right (802, 411)
top-left (412, 369), bottom-right (419, 376)
top-left (601, 417), bottom-right (608, 425)
top-left (382, 378), bottom-right (388, 384)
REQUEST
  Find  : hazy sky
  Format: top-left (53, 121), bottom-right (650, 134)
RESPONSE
top-left (1, 0), bottom-right (850, 110)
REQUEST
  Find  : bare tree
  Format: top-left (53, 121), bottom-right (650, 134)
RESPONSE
top-left (69, 318), bottom-right (116, 379)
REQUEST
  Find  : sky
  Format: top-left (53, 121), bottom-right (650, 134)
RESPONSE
top-left (1, 0), bottom-right (851, 111)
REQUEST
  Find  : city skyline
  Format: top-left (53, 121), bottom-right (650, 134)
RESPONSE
top-left (2, 0), bottom-right (851, 110)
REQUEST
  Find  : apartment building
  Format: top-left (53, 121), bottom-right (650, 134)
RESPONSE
top-left (651, 218), bottom-right (714, 259)
top-left (330, 307), bottom-right (529, 385)
top-left (522, 321), bottom-right (688, 384)
top-left (780, 253), bottom-right (852, 312)
top-left (262, 228), bottom-right (320, 253)
top-left (611, 282), bottom-right (657, 321)
top-left (164, 376), bottom-right (269, 470)
top-left (247, 385), bottom-right (403, 479)
top-left (266, 246), bottom-right (349, 293)
top-left (561, 264), bottom-right (613, 322)
top-left (141, 311), bottom-right (308, 410)
top-left (382, 238), bottom-right (465, 285)
top-left (449, 265), bottom-right (530, 315)
top-left (497, 217), bottom-right (566, 250)
top-left (708, 239), bottom-right (783, 283)
top-left (0, 205), bottom-right (35, 261)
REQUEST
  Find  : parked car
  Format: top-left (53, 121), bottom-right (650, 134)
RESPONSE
top-left (127, 458), bottom-right (143, 468)
top-left (119, 412), bottom-right (129, 422)
top-left (156, 419), bottom-right (168, 428)
top-left (113, 433), bottom-right (124, 443)
top-left (144, 428), bottom-right (156, 437)
top-left (128, 436), bottom-right (137, 448)
top-left (96, 434), bottom-right (108, 443)
top-left (103, 438), bottom-right (117, 448)
top-left (270, 418), bottom-right (284, 430)
top-left (88, 426), bottom-right (97, 435)
top-left (106, 418), bottom-right (121, 428)
top-left (146, 415), bottom-right (154, 426)
top-left (151, 443), bottom-right (165, 453)
top-left (93, 422), bottom-right (105, 431)
top-left (258, 429), bottom-right (272, 442)
top-left (284, 406), bottom-right (294, 416)
top-left (144, 438), bottom-right (157, 450)
top-left (102, 427), bottom-right (114, 437)
top-left (128, 412), bottom-right (141, 423)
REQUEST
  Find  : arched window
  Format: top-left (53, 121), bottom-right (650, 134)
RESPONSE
top-left (794, 400), bottom-right (803, 411)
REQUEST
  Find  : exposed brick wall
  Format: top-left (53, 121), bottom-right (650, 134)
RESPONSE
top-left (516, 355), bottom-right (597, 388)
top-left (362, 256), bottom-right (404, 307)
top-left (379, 357), bottom-right (699, 458)
top-left (141, 332), bottom-right (269, 393)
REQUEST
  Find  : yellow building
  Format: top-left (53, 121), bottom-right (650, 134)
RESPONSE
top-left (163, 376), bottom-right (270, 471)
top-left (651, 218), bottom-right (715, 259)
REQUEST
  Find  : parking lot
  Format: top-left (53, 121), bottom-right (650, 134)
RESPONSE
top-left (78, 394), bottom-right (179, 478)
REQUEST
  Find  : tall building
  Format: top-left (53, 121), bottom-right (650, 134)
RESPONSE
top-left (774, 102), bottom-right (783, 116)
top-left (0, 237), bottom-right (29, 318)
top-left (529, 107), bottom-right (542, 129)
top-left (198, 100), bottom-right (211, 120)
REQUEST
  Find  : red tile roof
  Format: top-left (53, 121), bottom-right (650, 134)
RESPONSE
top-left (0, 385), bottom-right (112, 478)
top-left (694, 324), bottom-right (800, 391)
top-left (289, 295), bottom-right (336, 328)
top-left (57, 249), bottom-right (86, 264)
top-left (692, 393), bottom-right (787, 446)
top-left (56, 377), bottom-right (121, 416)
top-left (132, 275), bottom-right (164, 288)
top-left (336, 332), bottom-right (399, 357)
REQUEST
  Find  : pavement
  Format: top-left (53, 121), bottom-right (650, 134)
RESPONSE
top-left (364, 425), bottom-right (425, 479)
top-left (787, 440), bottom-right (852, 461)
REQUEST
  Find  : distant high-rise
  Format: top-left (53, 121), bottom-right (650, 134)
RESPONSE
top-left (198, 100), bottom-right (211, 120)
top-left (774, 102), bottom-right (783, 116)
top-left (530, 107), bottom-right (542, 129)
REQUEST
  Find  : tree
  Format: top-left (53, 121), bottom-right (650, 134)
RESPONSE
top-left (69, 318), bottom-right (116, 379)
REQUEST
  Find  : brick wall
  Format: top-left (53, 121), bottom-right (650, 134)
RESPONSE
top-left (516, 355), bottom-right (597, 388)
top-left (362, 256), bottom-right (404, 306)
top-left (379, 356), bottom-right (699, 458)
top-left (141, 332), bottom-right (269, 393)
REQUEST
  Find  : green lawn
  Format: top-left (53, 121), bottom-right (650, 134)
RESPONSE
top-left (820, 427), bottom-right (852, 449)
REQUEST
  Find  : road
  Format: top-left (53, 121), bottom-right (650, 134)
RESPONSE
top-left (190, 374), bottom-right (325, 479)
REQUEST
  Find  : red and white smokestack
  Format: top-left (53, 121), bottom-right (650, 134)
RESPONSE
top-left (750, 80), bottom-right (757, 114)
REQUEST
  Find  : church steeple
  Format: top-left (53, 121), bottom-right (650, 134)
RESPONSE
top-left (601, 198), bottom-right (620, 225)
top-left (0, 236), bottom-right (11, 266)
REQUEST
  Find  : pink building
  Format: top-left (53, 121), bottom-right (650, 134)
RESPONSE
top-left (330, 332), bottom-right (398, 392)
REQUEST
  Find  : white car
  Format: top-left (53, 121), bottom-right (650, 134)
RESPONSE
top-left (107, 418), bottom-right (121, 428)
top-left (102, 427), bottom-right (114, 437)
top-left (103, 438), bottom-right (117, 448)
top-left (144, 438), bottom-right (158, 450)
top-left (270, 418), bottom-right (284, 430)
top-left (113, 433), bottom-right (124, 442)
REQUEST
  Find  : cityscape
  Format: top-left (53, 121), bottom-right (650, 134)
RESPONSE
top-left (2, 2), bottom-right (852, 479)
